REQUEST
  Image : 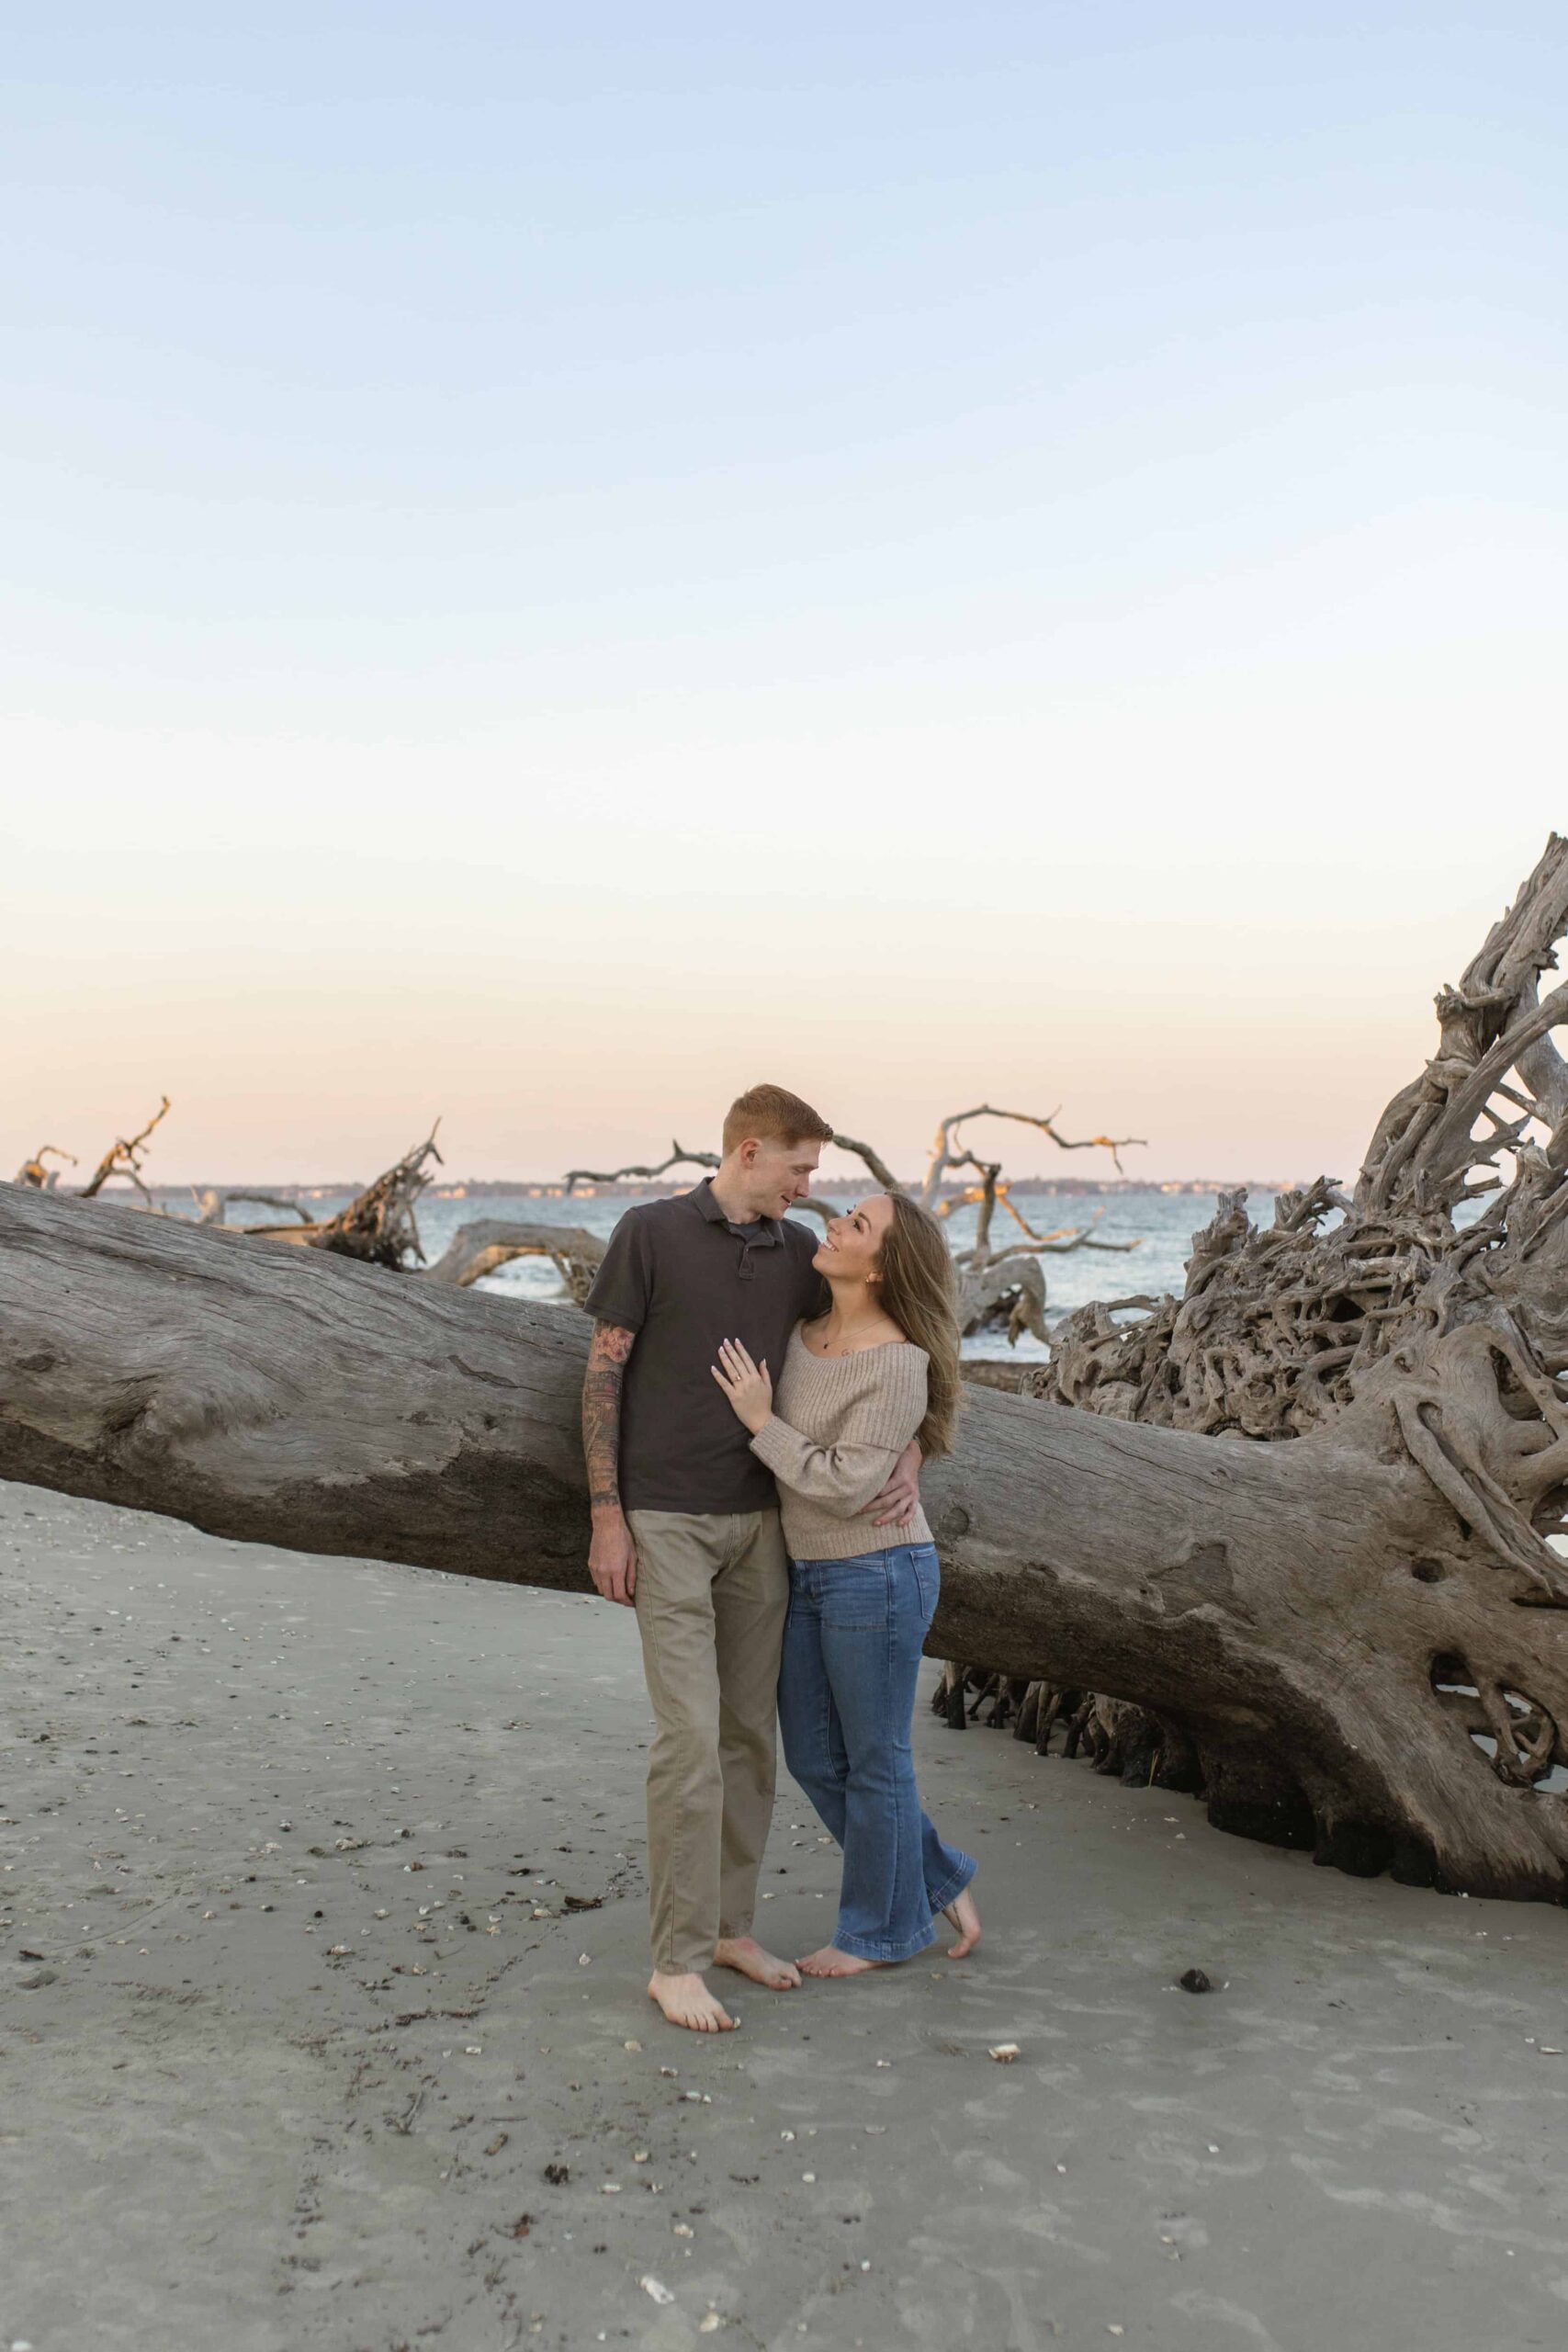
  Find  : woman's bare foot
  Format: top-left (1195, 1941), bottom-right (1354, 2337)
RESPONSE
top-left (647, 1971), bottom-right (737, 2032)
top-left (714, 1936), bottom-right (802, 1990)
top-left (942, 1886), bottom-right (982, 1958)
top-left (796, 1944), bottom-right (886, 1978)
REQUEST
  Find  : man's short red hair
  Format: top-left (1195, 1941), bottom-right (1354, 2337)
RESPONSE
top-left (722, 1084), bottom-right (834, 1156)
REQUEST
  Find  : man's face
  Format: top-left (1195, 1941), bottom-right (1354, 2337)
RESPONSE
top-left (740, 1136), bottom-right (821, 1221)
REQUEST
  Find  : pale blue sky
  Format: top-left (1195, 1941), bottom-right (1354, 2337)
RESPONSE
top-left (5, 6), bottom-right (1565, 1181)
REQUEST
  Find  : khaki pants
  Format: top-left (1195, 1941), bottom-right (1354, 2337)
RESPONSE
top-left (627, 1509), bottom-right (789, 1975)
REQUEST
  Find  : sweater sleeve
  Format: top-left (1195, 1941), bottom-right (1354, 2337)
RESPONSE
top-left (748, 1355), bottom-right (926, 1519)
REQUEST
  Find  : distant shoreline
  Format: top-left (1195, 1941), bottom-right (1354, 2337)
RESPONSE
top-left (132, 1174), bottom-right (1307, 1204)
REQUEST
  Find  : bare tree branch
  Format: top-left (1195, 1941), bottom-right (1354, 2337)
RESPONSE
top-left (829, 1134), bottom-right (908, 1193)
top-left (78, 1097), bottom-right (171, 1204)
top-left (944, 1151), bottom-right (1006, 1264)
top-left (564, 1140), bottom-right (719, 1193)
top-left (920, 1104), bottom-right (1145, 1204)
top-left (15, 1146), bottom-right (77, 1191)
top-left (1028, 1227), bottom-right (1141, 1257)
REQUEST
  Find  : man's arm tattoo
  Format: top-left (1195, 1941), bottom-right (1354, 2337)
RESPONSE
top-left (582, 1321), bottom-right (636, 1510)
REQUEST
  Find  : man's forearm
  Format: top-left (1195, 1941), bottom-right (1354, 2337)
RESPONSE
top-left (582, 1322), bottom-right (636, 1514)
top-left (869, 1435), bottom-right (923, 1523)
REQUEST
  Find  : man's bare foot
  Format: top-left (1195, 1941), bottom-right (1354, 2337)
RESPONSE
top-left (796, 1944), bottom-right (886, 1978)
top-left (647, 1971), bottom-right (737, 2032)
top-left (942, 1886), bottom-right (982, 1958)
top-left (714, 1936), bottom-right (802, 1990)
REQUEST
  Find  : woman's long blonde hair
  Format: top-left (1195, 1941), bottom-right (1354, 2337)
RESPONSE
top-left (874, 1191), bottom-right (963, 1459)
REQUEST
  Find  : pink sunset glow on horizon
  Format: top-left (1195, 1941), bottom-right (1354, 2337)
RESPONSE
top-left (7, 777), bottom-right (1556, 1191)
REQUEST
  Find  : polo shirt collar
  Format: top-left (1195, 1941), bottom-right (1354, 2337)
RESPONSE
top-left (691, 1178), bottom-right (781, 1246)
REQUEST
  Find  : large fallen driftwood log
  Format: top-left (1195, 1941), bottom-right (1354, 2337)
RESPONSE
top-left (4, 1105), bottom-right (1568, 1900)
top-left (13, 842), bottom-right (1568, 1901)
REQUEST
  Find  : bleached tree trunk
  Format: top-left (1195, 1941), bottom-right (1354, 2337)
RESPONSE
top-left (4, 1176), bottom-right (1568, 1901)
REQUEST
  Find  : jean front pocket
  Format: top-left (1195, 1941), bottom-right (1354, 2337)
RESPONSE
top-left (818, 1555), bottom-right (891, 1631)
top-left (907, 1544), bottom-right (941, 1625)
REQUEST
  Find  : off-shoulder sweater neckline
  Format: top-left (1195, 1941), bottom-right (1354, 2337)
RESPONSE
top-left (789, 1322), bottom-right (928, 1366)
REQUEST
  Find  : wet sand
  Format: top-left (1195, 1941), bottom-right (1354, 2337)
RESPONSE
top-left (4, 1477), bottom-right (1568, 2352)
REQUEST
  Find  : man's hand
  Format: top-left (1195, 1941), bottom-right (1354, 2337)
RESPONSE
top-left (870, 1436), bottom-right (922, 1527)
top-left (589, 1508), bottom-right (638, 1608)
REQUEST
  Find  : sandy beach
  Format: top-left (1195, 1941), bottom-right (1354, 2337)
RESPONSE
top-left (4, 1478), bottom-right (1568, 2352)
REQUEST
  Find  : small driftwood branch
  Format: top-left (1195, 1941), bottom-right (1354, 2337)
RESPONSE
top-left (829, 1134), bottom-right (908, 1193)
top-left (78, 1097), bottom-right (172, 1204)
top-left (1029, 1228), bottom-right (1141, 1256)
top-left (971, 1192), bottom-right (1134, 1253)
top-left (16, 1146), bottom-right (77, 1191)
top-left (944, 1152), bottom-right (1007, 1262)
top-left (942, 1160), bottom-right (1134, 1269)
top-left (564, 1140), bottom-right (718, 1194)
top-left (921, 1103), bottom-right (1145, 1204)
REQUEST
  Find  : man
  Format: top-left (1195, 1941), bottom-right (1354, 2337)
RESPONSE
top-left (581, 1084), bottom-right (921, 2032)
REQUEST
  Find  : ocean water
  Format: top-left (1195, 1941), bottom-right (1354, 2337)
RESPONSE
top-left (236, 1182), bottom-right (1287, 1363)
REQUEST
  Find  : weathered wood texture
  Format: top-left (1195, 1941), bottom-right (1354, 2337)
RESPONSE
top-left (0, 1189), bottom-right (592, 1593)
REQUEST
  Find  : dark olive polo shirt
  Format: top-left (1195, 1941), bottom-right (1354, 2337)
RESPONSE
top-left (584, 1180), bottom-right (829, 1515)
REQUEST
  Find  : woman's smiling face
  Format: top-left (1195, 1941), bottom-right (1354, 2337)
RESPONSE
top-left (814, 1192), bottom-right (895, 1282)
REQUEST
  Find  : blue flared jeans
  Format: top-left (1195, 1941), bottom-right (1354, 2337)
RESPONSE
top-left (777, 1542), bottom-right (976, 1962)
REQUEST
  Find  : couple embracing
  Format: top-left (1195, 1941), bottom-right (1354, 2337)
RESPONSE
top-left (581, 1084), bottom-right (980, 2035)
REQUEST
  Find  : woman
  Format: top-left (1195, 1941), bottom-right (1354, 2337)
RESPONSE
top-left (711, 1189), bottom-right (980, 1976)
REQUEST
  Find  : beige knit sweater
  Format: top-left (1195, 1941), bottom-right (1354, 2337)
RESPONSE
top-left (748, 1322), bottom-right (932, 1560)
